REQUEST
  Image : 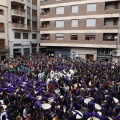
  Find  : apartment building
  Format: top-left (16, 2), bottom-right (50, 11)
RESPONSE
top-left (8, 0), bottom-right (40, 57)
top-left (40, 0), bottom-right (120, 62)
top-left (0, 0), bottom-right (8, 60)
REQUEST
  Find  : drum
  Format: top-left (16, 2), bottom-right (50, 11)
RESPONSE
top-left (55, 89), bottom-right (60, 93)
top-left (105, 95), bottom-right (108, 98)
top-left (48, 97), bottom-right (54, 103)
top-left (97, 111), bottom-right (102, 116)
top-left (89, 81), bottom-right (92, 87)
top-left (60, 95), bottom-right (63, 99)
top-left (108, 117), bottom-right (113, 120)
top-left (23, 82), bottom-right (26, 85)
top-left (74, 83), bottom-right (81, 88)
top-left (34, 91), bottom-right (38, 94)
top-left (95, 103), bottom-right (101, 110)
top-left (72, 110), bottom-right (83, 120)
top-left (84, 98), bottom-right (92, 105)
top-left (0, 100), bottom-right (4, 104)
top-left (2, 105), bottom-right (7, 111)
top-left (87, 117), bottom-right (100, 120)
top-left (42, 103), bottom-right (51, 110)
top-left (57, 105), bottom-right (60, 108)
top-left (113, 97), bottom-right (119, 103)
top-left (63, 106), bottom-right (66, 112)
top-left (37, 95), bottom-right (42, 100)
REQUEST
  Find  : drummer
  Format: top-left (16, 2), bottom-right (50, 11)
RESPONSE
top-left (66, 111), bottom-right (77, 120)
top-left (0, 106), bottom-right (8, 120)
top-left (88, 101), bottom-right (95, 112)
top-left (99, 111), bottom-right (109, 120)
top-left (94, 91), bottom-right (103, 105)
top-left (114, 111), bottom-right (120, 120)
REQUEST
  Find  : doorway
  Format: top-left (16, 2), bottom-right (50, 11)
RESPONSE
top-left (86, 54), bottom-right (94, 60)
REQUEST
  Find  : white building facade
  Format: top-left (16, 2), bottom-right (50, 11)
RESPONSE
top-left (8, 0), bottom-right (40, 57)
top-left (0, 0), bottom-right (8, 60)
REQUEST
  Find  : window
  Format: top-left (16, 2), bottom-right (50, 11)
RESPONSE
top-left (86, 19), bottom-right (96, 27)
top-left (56, 34), bottom-right (64, 40)
top-left (0, 39), bottom-right (4, 50)
top-left (87, 3), bottom-right (96, 12)
top-left (71, 34), bottom-right (78, 40)
top-left (44, 0), bottom-right (49, 2)
top-left (32, 0), bottom-right (37, 5)
top-left (104, 18), bottom-right (118, 26)
top-left (56, 7), bottom-right (64, 14)
top-left (15, 33), bottom-right (21, 39)
top-left (32, 44), bottom-right (37, 53)
top-left (41, 34), bottom-right (50, 40)
top-left (85, 33), bottom-right (95, 40)
top-left (41, 8), bottom-right (50, 15)
top-left (72, 5), bottom-right (78, 13)
top-left (27, 7), bottom-right (30, 14)
top-left (103, 33), bottom-right (117, 41)
top-left (32, 10), bottom-right (37, 16)
top-left (0, 9), bottom-right (4, 15)
top-left (56, 21), bottom-right (64, 28)
top-left (24, 48), bottom-right (30, 55)
top-left (32, 21), bottom-right (37, 30)
top-left (41, 21), bottom-right (50, 28)
top-left (14, 43), bottom-right (21, 46)
top-left (32, 34), bottom-right (37, 39)
top-left (105, 1), bottom-right (119, 10)
top-left (71, 20), bottom-right (78, 27)
top-left (23, 33), bottom-right (28, 39)
top-left (27, 19), bottom-right (31, 26)
top-left (0, 23), bottom-right (4, 32)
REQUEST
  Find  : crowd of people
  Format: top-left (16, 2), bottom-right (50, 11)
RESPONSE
top-left (0, 53), bottom-right (120, 120)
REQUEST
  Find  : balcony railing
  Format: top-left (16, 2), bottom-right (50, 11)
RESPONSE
top-left (32, 25), bottom-right (38, 31)
top-left (12, 23), bottom-right (26, 29)
top-left (11, 9), bottom-right (25, 17)
top-left (11, 0), bottom-right (25, 4)
top-left (41, 36), bottom-right (50, 40)
top-left (27, 25), bottom-right (31, 30)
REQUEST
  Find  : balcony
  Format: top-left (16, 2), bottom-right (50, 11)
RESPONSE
top-left (104, 18), bottom-right (119, 26)
top-left (27, 25), bottom-right (31, 30)
top-left (41, 8), bottom-right (50, 15)
top-left (85, 33), bottom-right (95, 41)
top-left (32, 25), bottom-right (38, 31)
top-left (11, 9), bottom-right (25, 17)
top-left (103, 33), bottom-right (117, 41)
top-left (11, 0), bottom-right (25, 5)
top-left (41, 34), bottom-right (50, 40)
top-left (105, 1), bottom-right (120, 10)
top-left (12, 23), bottom-right (26, 30)
top-left (41, 21), bottom-right (50, 28)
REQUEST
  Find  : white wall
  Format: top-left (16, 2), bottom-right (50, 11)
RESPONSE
top-left (71, 48), bottom-right (97, 60)
top-left (0, 0), bottom-right (8, 48)
top-left (8, 0), bottom-right (40, 57)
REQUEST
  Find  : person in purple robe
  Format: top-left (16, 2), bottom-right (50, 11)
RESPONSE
top-left (114, 112), bottom-right (120, 120)
top-left (99, 111), bottom-right (109, 120)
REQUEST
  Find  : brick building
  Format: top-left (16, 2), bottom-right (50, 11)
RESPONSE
top-left (40, 0), bottom-right (120, 62)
